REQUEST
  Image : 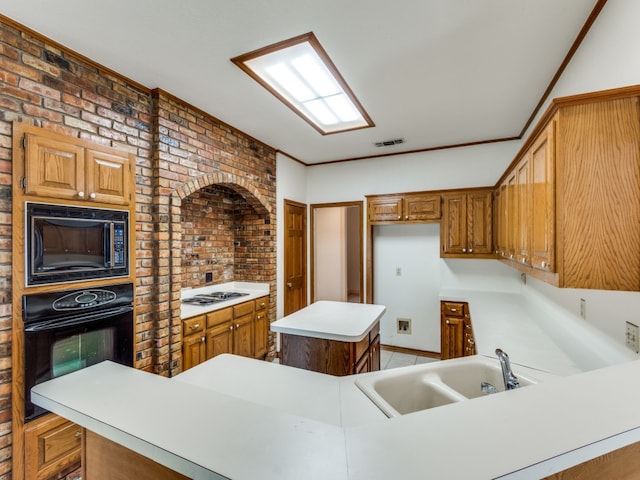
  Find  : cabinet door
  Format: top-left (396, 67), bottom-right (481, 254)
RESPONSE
top-left (467, 190), bottom-right (493, 255)
top-left (253, 297), bottom-right (269, 359)
top-left (505, 171), bottom-right (518, 261)
top-left (369, 334), bottom-right (381, 372)
top-left (497, 182), bottom-right (509, 258)
top-left (85, 148), bottom-right (132, 205)
top-left (530, 121), bottom-right (555, 272)
top-left (441, 317), bottom-right (464, 360)
top-left (206, 322), bottom-right (233, 360)
top-left (24, 132), bottom-right (85, 200)
top-left (368, 196), bottom-right (403, 222)
top-left (441, 192), bottom-right (467, 255)
top-left (355, 349), bottom-right (370, 374)
top-left (25, 414), bottom-right (82, 480)
top-left (233, 313), bottom-right (253, 358)
top-left (403, 194), bottom-right (441, 221)
top-left (182, 334), bottom-right (206, 371)
top-left (515, 155), bottom-right (531, 265)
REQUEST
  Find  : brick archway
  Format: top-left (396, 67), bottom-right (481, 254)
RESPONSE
top-left (157, 172), bottom-right (275, 376)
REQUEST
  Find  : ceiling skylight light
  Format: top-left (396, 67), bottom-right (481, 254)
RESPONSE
top-left (231, 32), bottom-right (374, 135)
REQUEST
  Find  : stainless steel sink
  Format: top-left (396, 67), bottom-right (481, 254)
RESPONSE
top-left (355, 355), bottom-right (540, 417)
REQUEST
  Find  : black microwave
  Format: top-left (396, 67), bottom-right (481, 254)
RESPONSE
top-left (25, 202), bottom-right (130, 286)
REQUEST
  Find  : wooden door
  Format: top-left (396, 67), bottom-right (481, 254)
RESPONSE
top-left (441, 317), bottom-right (464, 360)
top-left (85, 148), bottom-right (131, 205)
top-left (515, 155), bottom-right (531, 265)
top-left (530, 121), bottom-right (555, 272)
top-left (233, 313), bottom-right (253, 357)
top-left (206, 322), bottom-right (233, 360)
top-left (467, 190), bottom-right (493, 255)
top-left (403, 193), bottom-right (441, 221)
top-left (441, 192), bottom-right (467, 255)
top-left (24, 131), bottom-right (85, 200)
top-left (367, 196), bottom-right (403, 222)
top-left (182, 334), bottom-right (205, 371)
top-left (284, 200), bottom-right (307, 316)
top-left (253, 297), bottom-right (269, 358)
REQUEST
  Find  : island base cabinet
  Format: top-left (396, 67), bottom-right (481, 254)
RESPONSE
top-left (84, 430), bottom-right (188, 480)
top-left (280, 322), bottom-right (380, 376)
top-left (25, 413), bottom-right (82, 480)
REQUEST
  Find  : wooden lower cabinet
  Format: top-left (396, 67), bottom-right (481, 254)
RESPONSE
top-left (182, 296), bottom-right (270, 371)
top-left (440, 301), bottom-right (475, 360)
top-left (84, 430), bottom-right (188, 480)
top-left (25, 413), bottom-right (82, 480)
top-left (280, 321), bottom-right (380, 376)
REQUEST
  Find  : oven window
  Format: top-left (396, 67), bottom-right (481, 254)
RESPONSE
top-left (51, 327), bottom-right (115, 377)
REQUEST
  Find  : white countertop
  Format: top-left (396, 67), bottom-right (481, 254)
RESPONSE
top-left (32, 355), bottom-right (640, 480)
top-left (440, 289), bottom-right (637, 375)
top-left (270, 300), bottom-right (386, 342)
top-left (180, 282), bottom-right (269, 319)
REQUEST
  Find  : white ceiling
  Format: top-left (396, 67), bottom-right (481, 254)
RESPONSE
top-left (2, 0), bottom-right (600, 164)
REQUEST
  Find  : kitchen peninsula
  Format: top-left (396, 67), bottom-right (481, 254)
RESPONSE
top-left (270, 301), bottom-right (385, 375)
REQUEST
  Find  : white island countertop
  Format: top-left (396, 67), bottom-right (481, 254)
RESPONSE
top-left (270, 300), bottom-right (386, 342)
top-left (32, 354), bottom-right (640, 480)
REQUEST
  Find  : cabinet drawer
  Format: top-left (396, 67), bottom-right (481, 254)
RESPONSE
top-left (233, 301), bottom-right (254, 317)
top-left (206, 307), bottom-right (232, 328)
top-left (354, 334), bottom-right (370, 363)
top-left (254, 296), bottom-right (269, 311)
top-left (182, 315), bottom-right (205, 335)
top-left (369, 321), bottom-right (380, 340)
top-left (442, 302), bottom-right (466, 317)
top-left (25, 414), bottom-right (82, 480)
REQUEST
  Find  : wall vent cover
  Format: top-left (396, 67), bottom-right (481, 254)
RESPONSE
top-left (374, 138), bottom-right (405, 147)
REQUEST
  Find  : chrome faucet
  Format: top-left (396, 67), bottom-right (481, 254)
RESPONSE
top-left (496, 348), bottom-right (520, 390)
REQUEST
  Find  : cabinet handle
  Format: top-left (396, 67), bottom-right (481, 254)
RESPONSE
top-left (468, 248), bottom-right (473, 253)
top-left (75, 431), bottom-right (82, 439)
top-left (89, 192), bottom-right (96, 199)
top-left (541, 261), bottom-right (547, 268)
top-left (445, 320), bottom-right (450, 325)
top-left (462, 248), bottom-right (467, 253)
top-left (397, 215), bottom-right (401, 219)
top-left (201, 336), bottom-right (205, 342)
top-left (229, 325), bottom-right (233, 331)
top-left (468, 338), bottom-right (475, 345)
top-left (235, 324), bottom-right (240, 329)
top-left (450, 308), bottom-right (457, 312)
top-left (286, 282), bottom-right (292, 288)
top-left (257, 315), bottom-right (262, 320)
top-left (190, 323), bottom-right (200, 330)
top-left (77, 191), bottom-right (85, 198)
top-left (405, 215), bottom-right (409, 220)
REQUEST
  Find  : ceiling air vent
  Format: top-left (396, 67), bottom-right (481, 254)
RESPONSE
top-left (374, 138), bottom-right (405, 147)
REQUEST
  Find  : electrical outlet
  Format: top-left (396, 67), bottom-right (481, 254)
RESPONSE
top-left (580, 298), bottom-right (586, 320)
top-left (397, 318), bottom-right (411, 334)
top-left (626, 322), bottom-right (639, 353)
top-left (205, 272), bottom-right (213, 283)
top-left (395, 267), bottom-right (402, 277)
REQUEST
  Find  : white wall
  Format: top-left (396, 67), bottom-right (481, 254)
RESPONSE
top-left (276, 153), bottom-right (307, 319)
top-left (276, 0), bottom-right (640, 351)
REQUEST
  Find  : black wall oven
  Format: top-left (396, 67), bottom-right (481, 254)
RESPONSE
top-left (25, 202), bottom-right (129, 286)
top-left (23, 282), bottom-right (134, 422)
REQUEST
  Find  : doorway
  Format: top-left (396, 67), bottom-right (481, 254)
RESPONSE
top-left (311, 202), bottom-right (363, 303)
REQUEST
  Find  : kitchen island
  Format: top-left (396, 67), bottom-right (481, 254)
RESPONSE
top-left (270, 301), bottom-right (385, 375)
top-left (31, 354), bottom-right (640, 479)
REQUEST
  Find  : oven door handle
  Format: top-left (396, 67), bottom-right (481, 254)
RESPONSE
top-left (24, 306), bottom-right (133, 332)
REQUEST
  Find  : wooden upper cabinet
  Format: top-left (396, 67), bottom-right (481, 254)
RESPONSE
top-left (24, 132), bottom-right (85, 200)
top-left (85, 148), bottom-right (132, 205)
top-left (368, 193), bottom-right (441, 224)
top-left (23, 128), bottom-right (132, 206)
top-left (496, 90), bottom-right (640, 291)
top-left (441, 189), bottom-right (493, 257)
top-left (529, 121), bottom-right (555, 272)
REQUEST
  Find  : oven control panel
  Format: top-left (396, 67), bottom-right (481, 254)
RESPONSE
top-left (53, 289), bottom-right (117, 311)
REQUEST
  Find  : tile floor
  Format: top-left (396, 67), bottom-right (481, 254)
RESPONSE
top-left (380, 349), bottom-right (439, 370)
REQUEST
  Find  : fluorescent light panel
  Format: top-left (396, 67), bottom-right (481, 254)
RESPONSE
top-left (232, 33), bottom-right (374, 135)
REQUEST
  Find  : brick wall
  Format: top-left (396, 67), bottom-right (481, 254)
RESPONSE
top-left (0, 16), bottom-right (277, 479)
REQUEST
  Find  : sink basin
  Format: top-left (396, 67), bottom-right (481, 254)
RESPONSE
top-left (355, 355), bottom-right (540, 417)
